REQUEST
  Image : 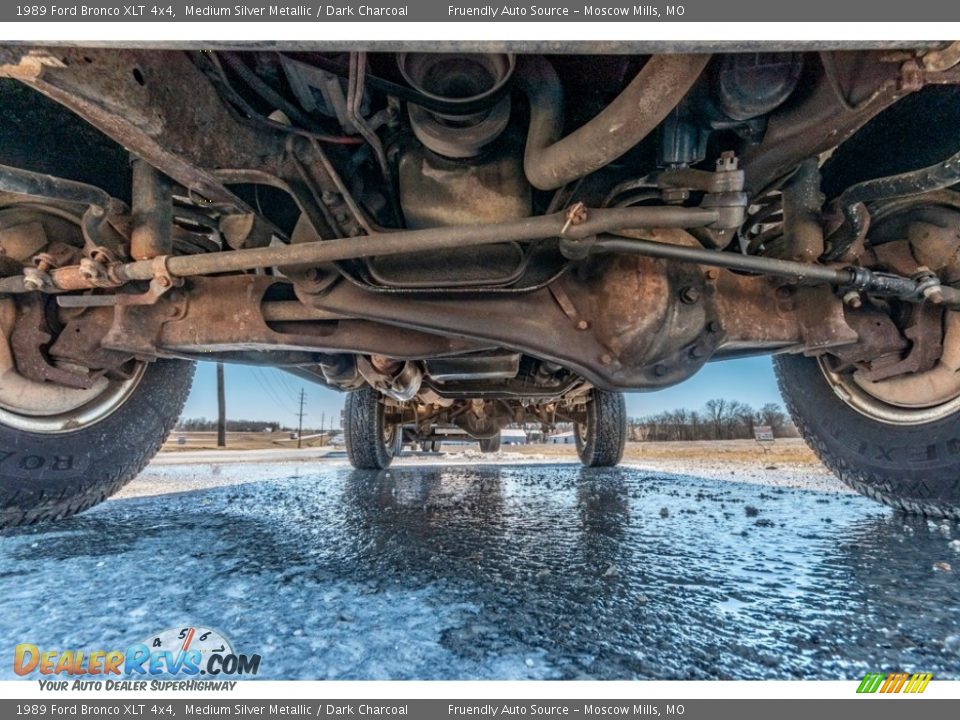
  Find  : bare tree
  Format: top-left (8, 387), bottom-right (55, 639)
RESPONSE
top-left (631, 400), bottom-right (792, 441)
top-left (704, 398), bottom-right (727, 439)
top-left (759, 402), bottom-right (787, 434)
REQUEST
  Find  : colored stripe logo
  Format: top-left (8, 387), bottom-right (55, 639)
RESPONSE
top-left (857, 672), bottom-right (932, 694)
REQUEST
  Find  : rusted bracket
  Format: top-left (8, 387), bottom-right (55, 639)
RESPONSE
top-left (10, 294), bottom-right (95, 389)
top-left (0, 48), bottom-right (273, 213)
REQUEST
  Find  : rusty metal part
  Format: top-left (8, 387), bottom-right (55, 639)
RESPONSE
top-left (0, 221), bottom-right (48, 262)
top-left (827, 307), bottom-right (909, 373)
top-left (659, 163), bottom-right (746, 195)
top-left (51, 265), bottom-right (851, 395)
top-left (742, 52), bottom-right (917, 196)
top-left (9, 294), bottom-right (94, 389)
top-left (777, 159), bottom-right (825, 263)
top-left (424, 352), bottom-right (520, 382)
top-left (0, 49), bottom-right (267, 211)
top-left (0, 297), bottom-right (144, 430)
top-left (0, 162), bottom-right (128, 265)
top-left (357, 354), bottom-right (422, 402)
top-left (516, 54), bottom-right (712, 191)
top-left (922, 42), bottom-right (960, 72)
top-left (219, 213), bottom-right (274, 250)
top-left (97, 275), bottom-right (489, 362)
top-left (33, 241), bottom-right (79, 272)
top-left (825, 145), bottom-right (960, 260)
top-left (56, 255), bottom-right (181, 307)
top-left (909, 214), bottom-right (960, 283)
top-left (130, 159), bottom-right (172, 260)
top-left (397, 137), bottom-right (530, 230)
top-left (81, 206), bottom-right (127, 263)
top-left (819, 312), bottom-right (960, 424)
top-left (858, 303), bottom-right (944, 382)
top-left (577, 236), bottom-right (960, 307)
top-left (0, 161), bottom-right (123, 214)
top-left (713, 276), bottom-right (855, 356)
top-left (560, 202), bottom-right (587, 235)
top-left (260, 302), bottom-right (345, 322)
top-left (47, 307), bottom-right (135, 375)
top-left (399, 53), bottom-right (515, 158)
top-left (347, 53), bottom-right (391, 186)
top-left (7, 198), bottom-right (957, 311)
top-left (305, 254), bottom-right (717, 390)
top-left (453, 399), bottom-right (508, 439)
top-left (0, 204), bottom-right (729, 295)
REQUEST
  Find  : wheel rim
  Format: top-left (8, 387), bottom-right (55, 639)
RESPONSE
top-left (817, 356), bottom-right (960, 426)
top-left (816, 192), bottom-right (960, 427)
top-left (0, 207), bottom-right (148, 434)
top-left (0, 362), bottom-right (147, 434)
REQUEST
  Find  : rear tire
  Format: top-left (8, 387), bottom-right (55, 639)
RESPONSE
top-left (0, 359), bottom-right (195, 527)
top-left (775, 354), bottom-right (960, 517)
top-left (345, 386), bottom-right (400, 470)
top-left (575, 389), bottom-right (627, 468)
top-left (479, 435), bottom-right (501, 453)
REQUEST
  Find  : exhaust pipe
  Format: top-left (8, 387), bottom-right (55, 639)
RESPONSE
top-left (516, 54), bottom-right (712, 191)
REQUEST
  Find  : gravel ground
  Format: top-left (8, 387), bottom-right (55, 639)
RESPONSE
top-left (2, 453), bottom-right (959, 680)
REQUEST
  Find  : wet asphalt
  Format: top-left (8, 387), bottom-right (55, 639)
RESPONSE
top-left (2, 460), bottom-right (959, 680)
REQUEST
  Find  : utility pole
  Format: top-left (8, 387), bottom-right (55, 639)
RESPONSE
top-left (320, 411), bottom-right (325, 446)
top-left (297, 388), bottom-right (306, 449)
top-left (216, 362), bottom-right (226, 448)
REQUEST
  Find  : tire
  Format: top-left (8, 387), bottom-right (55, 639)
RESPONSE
top-left (0, 359), bottom-right (195, 527)
top-left (575, 389), bottom-right (627, 468)
top-left (479, 435), bottom-right (501, 453)
top-left (430, 441), bottom-right (442, 453)
top-left (775, 353), bottom-right (960, 518)
top-left (344, 386), bottom-right (401, 470)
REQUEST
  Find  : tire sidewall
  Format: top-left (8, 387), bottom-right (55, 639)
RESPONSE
top-left (576, 389), bottom-right (627, 468)
top-left (0, 359), bottom-right (196, 525)
top-left (775, 353), bottom-right (960, 512)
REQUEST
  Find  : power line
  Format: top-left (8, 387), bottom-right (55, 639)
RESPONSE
top-left (251, 367), bottom-right (297, 415)
top-left (275, 371), bottom-right (302, 400)
top-left (261, 368), bottom-right (297, 408)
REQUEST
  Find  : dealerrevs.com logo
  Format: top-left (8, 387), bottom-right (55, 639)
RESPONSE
top-left (13, 627), bottom-right (261, 689)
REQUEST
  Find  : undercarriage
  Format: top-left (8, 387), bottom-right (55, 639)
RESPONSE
top-left (3, 42), bottom-right (960, 522)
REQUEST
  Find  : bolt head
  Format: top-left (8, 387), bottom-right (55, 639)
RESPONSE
top-left (576, 320), bottom-right (589, 331)
top-left (923, 286), bottom-right (944, 305)
top-left (842, 290), bottom-right (863, 309)
top-left (22, 274), bottom-right (43, 291)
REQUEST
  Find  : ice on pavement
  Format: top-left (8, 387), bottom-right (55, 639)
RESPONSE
top-left (2, 460), bottom-right (959, 680)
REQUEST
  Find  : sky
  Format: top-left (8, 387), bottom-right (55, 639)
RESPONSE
top-left (179, 356), bottom-right (784, 429)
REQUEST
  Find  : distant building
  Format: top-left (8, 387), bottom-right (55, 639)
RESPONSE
top-left (500, 428), bottom-right (528, 445)
top-left (547, 431), bottom-right (576, 444)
